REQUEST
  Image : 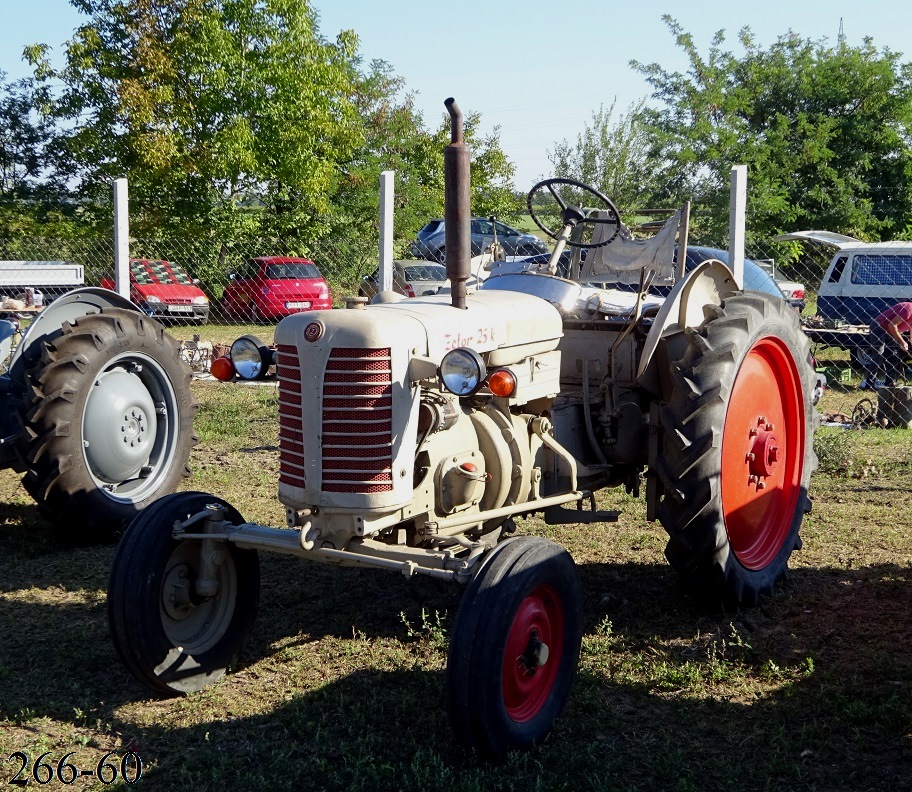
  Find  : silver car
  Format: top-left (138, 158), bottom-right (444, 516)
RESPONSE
top-left (358, 261), bottom-right (450, 300)
top-left (409, 217), bottom-right (548, 261)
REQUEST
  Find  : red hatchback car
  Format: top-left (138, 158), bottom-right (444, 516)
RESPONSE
top-left (221, 256), bottom-right (332, 321)
top-left (102, 258), bottom-right (210, 324)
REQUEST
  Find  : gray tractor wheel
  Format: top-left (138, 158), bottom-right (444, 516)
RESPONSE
top-left (108, 492), bottom-right (259, 695)
top-left (21, 309), bottom-right (198, 541)
top-left (654, 292), bottom-right (817, 609)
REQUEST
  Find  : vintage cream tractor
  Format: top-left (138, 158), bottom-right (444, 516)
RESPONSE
top-left (108, 99), bottom-right (815, 759)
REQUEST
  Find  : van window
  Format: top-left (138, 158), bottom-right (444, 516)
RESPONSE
top-left (826, 255), bottom-right (848, 284)
top-left (850, 254), bottom-right (912, 286)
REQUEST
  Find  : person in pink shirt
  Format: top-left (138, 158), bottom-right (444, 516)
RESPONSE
top-left (866, 302), bottom-right (912, 387)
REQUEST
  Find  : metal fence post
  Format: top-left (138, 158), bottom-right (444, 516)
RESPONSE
top-left (379, 171), bottom-right (394, 293)
top-left (114, 178), bottom-right (130, 299)
top-left (729, 165), bottom-right (747, 290)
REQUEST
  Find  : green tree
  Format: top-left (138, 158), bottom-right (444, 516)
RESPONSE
top-left (548, 100), bottom-right (667, 213)
top-left (29, 0), bottom-right (363, 242)
top-left (632, 17), bottom-right (912, 244)
top-left (0, 71), bottom-right (76, 237)
top-left (329, 58), bottom-right (520, 272)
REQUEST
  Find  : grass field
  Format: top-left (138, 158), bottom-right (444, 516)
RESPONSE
top-left (1, 377), bottom-right (911, 791)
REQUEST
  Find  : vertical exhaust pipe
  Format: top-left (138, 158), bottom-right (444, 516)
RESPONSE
top-left (444, 98), bottom-right (470, 310)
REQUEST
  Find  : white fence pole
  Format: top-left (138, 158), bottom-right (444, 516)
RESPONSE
top-left (729, 165), bottom-right (747, 290)
top-left (113, 178), bottom-right (130, 300)
top-left (379, 171), bottom-right (395, 293)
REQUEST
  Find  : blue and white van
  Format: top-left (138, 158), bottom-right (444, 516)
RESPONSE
top-left (776, 231), bottom-right (912, 326)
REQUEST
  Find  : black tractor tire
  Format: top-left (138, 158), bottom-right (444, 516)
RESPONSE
top-left (21, 309), bottom-right (198, 541)
top-left (108, 492), bottom-right (260, 695)
top-left (447, 537), bottom-right (583, 760)
top-left (654, 291), bottom-right (816, 609)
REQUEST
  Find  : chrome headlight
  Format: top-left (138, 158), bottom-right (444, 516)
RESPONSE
top-left (439, 348), bottom-right (486, 396)
top-left (230, 334), bottom-right (273, 380)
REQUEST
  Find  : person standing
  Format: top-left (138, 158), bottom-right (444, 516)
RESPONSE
top-left (866, 301), bottom-right (912, 387)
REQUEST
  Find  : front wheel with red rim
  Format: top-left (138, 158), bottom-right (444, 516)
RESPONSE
top-left (446, 537), bottom-right (583, 760)
top-left (654, 291), bottom-right (817, 609)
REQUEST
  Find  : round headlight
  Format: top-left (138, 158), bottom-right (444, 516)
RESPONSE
top-left (230, 334), bottom-right (273, 380)
top-left (440, 347), bottom-right (487, 396)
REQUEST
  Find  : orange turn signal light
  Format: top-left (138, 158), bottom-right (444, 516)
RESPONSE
top-left (488, 368), bottom-right (516, 397)
top-left (210, 356), bottom-right (235, 382)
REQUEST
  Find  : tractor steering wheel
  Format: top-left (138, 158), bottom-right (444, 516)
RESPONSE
top-left (527, 177), bottom-right (622, 249)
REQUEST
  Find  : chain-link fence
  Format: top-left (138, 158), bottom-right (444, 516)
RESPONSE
top-left (739, 235), bottom-right (912, 386)
top-left (3, 225), bottom-right (911, 384)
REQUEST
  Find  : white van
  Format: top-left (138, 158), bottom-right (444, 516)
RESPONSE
top-left (776, 231), bottom-right (912, 326)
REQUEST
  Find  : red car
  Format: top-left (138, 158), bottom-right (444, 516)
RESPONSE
top-left (221, 256), bottom-right (332, 321)
top-left (102, 259), bottom-right (210, 324)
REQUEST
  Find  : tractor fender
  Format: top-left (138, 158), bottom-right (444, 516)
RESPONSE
top-left (636, 260), bottom-right (739, 384)
top-left (7, 287), bottom-right (139, 385)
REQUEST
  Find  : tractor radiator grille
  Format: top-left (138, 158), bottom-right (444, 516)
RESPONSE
top-left (322, 348), bottom-right (394, 493)
top-left (277, 345), bottom-right (306, 488)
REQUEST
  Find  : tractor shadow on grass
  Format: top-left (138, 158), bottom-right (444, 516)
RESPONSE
top-left (35, 561), bottom-right (910, 791)
top-left (2, 529), bottom-right (911, 791)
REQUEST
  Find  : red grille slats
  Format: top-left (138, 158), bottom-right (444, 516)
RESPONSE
top-left (323, 407), bottom-right (393, 421)
top-left (322, 398), bottom-right (392, 410)
top-left (326, 358), bottom-right (391, 372)
top-left (330, 348), bottom-right (390, 359)
top-left (322, 445), bottom-right (391, 459)
top-left (278, 344), bottom-right (306, 487)
top-left (322, 347), bottom-right (393, 493)
top-left (323, 457), bottom-right (392, 472)
top-left (323, 384), bottom-right (392, 397)
top-left (324, 372), bottom-right (391, 384)
top-left (278, 345), bottom-right (395, 494)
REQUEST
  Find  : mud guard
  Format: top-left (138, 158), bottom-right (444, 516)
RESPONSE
top-left (635, 260), bottom-right (739, 390)
top-left (7, 287), bottom-right (139, 385)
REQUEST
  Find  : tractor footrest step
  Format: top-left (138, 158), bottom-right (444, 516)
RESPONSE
top-left (543, 505), bottom-right (620, 525)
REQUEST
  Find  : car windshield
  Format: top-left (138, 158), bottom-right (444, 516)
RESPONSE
top-left (685, 247), bottom-right (780, 298)
top-left (131, 260), bottom-right (193, 286)
top-left (404, 264), bottom-right (447, 281)
top-left (263, 263), bottom-right (321, 279)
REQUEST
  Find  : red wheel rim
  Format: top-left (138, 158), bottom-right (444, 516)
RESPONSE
top-left (502, 583), bottom-right (564, 722)
top-left (721, 337), bottom-right (805, 570)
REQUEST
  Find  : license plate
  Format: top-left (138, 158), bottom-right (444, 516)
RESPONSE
top-left (286, 301), bottom-right (311, 309)
top-left (168, 305), bottom-right (194, 313)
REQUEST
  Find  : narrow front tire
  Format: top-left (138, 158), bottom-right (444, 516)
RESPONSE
top-left (108, 492), bottom-right (260, 695)
top-left (446, 537), bottom-right (583, 760)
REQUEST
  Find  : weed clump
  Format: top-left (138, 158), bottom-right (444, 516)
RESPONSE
top-left (814, 429), bottom-right (854, 475)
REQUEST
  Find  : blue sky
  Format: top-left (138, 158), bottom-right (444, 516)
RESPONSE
top-left (2, 1), bottom-right (911, 187)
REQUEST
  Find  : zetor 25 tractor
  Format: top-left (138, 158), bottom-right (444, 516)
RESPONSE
top-left (0, 288), bottom-right (197, 539)
top-left (108, 99), bottom-right (816, 759)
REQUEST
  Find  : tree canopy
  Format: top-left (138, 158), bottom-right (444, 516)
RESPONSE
top-left (631, 16), bottom-right (912, 242)
top-left (13, 0), bottom-right (517, 255)
top-left (548, 100), bottom-right (668, 214)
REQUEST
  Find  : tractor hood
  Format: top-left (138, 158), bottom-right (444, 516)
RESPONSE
top-left (276, 289), bottom-right (562, 367)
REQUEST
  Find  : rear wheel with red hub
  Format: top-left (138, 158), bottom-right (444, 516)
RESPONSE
top-left (654, 292), bottom-right (816, 609)
top-left (446, 537), bottom-right (583, 760)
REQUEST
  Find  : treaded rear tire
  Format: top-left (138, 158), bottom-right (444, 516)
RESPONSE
top-left (21, 308), bottom-right (198, 541)
top-left (654, 292), bottom-right (816, 609)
